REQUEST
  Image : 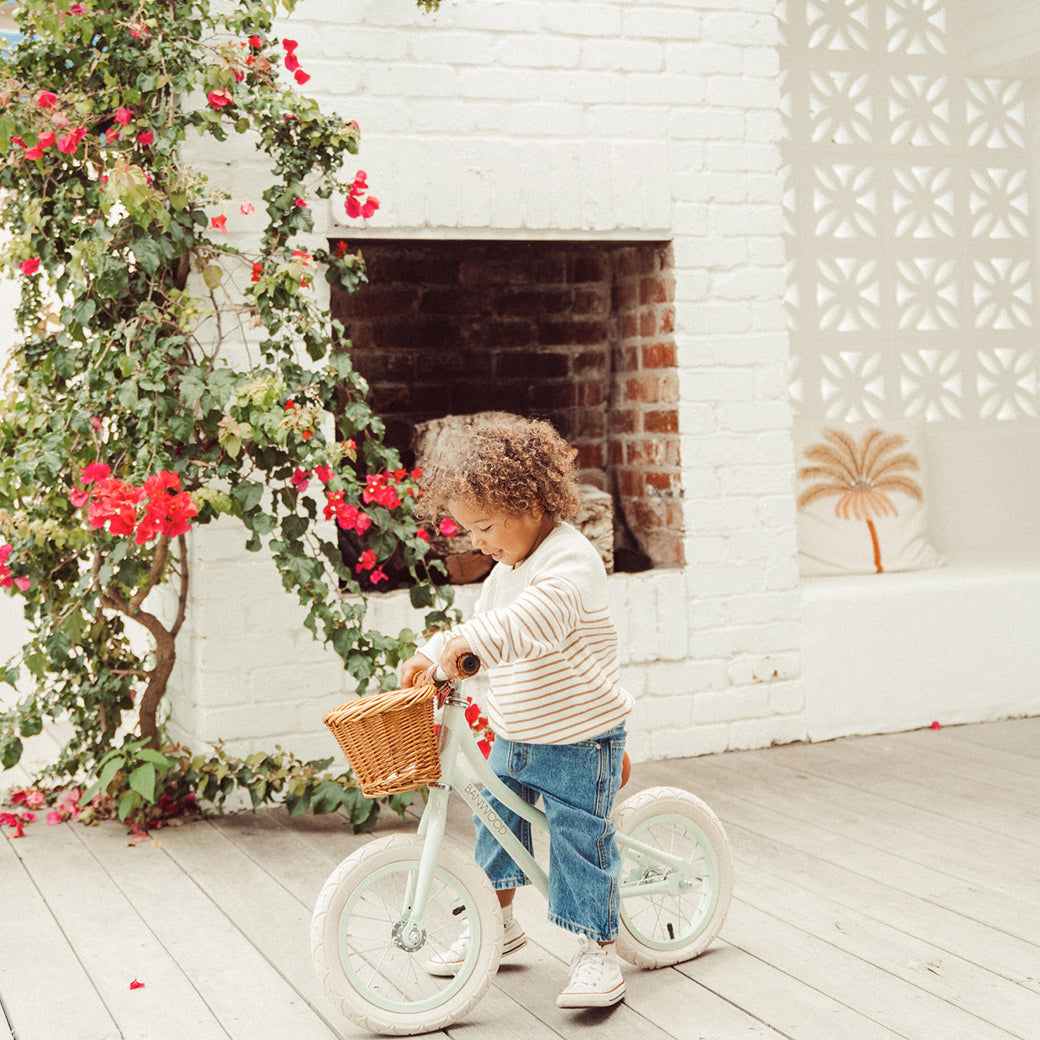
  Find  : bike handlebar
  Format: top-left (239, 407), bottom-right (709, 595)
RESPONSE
top-left (431, 652), bottom-right (481, 684)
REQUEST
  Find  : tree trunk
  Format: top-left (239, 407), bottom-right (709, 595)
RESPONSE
top-left (866, 518), bottom-right (883, 573)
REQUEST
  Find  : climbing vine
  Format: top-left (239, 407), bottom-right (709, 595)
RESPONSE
top-left (0, 0), bottom-right (453, 831)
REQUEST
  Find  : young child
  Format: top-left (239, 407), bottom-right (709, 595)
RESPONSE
top-left (400, 415), bottom-right (633, 1009)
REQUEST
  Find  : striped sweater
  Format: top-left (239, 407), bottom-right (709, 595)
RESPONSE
top-left (421, 522), bottom-right (633, 744)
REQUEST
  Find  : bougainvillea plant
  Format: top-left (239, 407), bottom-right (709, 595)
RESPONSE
top-left (0, 0), bottom-right (461, 831)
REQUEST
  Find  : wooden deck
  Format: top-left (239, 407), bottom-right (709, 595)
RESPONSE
top-left (2, 716), bottom-right (1039, 1040)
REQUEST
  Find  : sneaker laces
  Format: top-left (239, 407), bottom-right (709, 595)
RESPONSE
top-left (568, 939), bottom-right (609, 988)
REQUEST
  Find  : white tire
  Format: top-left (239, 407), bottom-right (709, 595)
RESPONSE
top-left (311, 834), bottom-right (502, 1035)
top-left (613, 786), bottom-right (733, 969)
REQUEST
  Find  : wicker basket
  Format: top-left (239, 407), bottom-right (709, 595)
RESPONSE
top-left (323, 680), bottom-right (441, 797)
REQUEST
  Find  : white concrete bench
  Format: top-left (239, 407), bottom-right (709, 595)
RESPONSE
top-left (800, 423), bottom-right (1040, 740)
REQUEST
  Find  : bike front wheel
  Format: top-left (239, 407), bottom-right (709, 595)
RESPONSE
top-left (311, 833), bottom-right (502, 1036)
top-left (613, 785), bottom-right (733, 969)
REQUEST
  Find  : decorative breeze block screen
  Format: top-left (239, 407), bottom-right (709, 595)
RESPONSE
top-left (781, 0), bottom-right (1038, 422)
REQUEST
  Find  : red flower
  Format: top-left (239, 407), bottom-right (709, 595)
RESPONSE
top-left (207, 89), bottom-right (234, 110)
top-left (20, 258), bottom-right (40, 275)
top-left (251, 261), bottom-right (263, 282)
top-left (56, 127), bottom-right (87, 154)
top-left (439, 518), bottom-right (458, 537)
top-left (290, 468), bottom-right (310, 493)
top-left (137, 130), bottom-right (154, 146)
top-left (284, 52), bottom-right (301, 72)
top-left (314, 464), bottom-right (333, 483)
top-left (82, 461), bottom-right (111, 484)
top-left (370, 567), bottom-right (388, 584)
top-left (294, 70), bottom-right (311, 85)
top-left (415, 528), bottom-right (430, 543)
top-left (211, 215), bottom-right (227, 232)
top-left (24, 143), bottom-right (45, 160)
top-left (249, 34), bottom-right (262, 48)
top-left (114, 107), bottom-right (133, 126)
top-left (38, 131), bottom-right (56, 148)
top-left (37, 91), bottom-right (58, 108)
top-left (129, 979), bottom-right (145, 990)
top-left (356, 549), bottom-right (377, 572)
top-left (282, 38), bottom-right (298, 51)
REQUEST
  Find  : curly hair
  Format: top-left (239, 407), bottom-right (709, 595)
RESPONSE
top-left (417, 415), bottom-right (581, 523)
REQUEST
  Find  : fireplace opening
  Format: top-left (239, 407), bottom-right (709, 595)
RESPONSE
top-left (329, 238), bottom-right (682, 574)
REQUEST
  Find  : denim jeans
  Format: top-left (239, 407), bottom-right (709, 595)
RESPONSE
top-left (472, 725), bottom-right (627, 942)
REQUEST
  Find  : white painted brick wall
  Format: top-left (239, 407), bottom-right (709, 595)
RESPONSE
top-left (1, 1), bottom-right (806, 765)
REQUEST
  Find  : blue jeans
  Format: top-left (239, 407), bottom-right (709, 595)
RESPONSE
top-left (472, 725), bottom-right (627, 942)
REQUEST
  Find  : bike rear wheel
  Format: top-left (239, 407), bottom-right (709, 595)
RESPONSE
top-left (311, 834), bottom-right (502, 1036)
top-left (613, 785), bottom-right (733, 968)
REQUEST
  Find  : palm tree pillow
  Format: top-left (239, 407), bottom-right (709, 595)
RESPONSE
top-left (794, 420), bottom-right (944, 576)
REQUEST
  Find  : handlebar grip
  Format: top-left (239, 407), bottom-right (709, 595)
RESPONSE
top-left (456, 653), bottom-right (481, 677)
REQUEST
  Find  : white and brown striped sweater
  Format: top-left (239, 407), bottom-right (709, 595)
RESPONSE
top-left (422, 522), bottom-right (633, 744)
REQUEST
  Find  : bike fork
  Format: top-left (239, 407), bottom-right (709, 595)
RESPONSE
top-left (393, 782), bottom-right (452, 949)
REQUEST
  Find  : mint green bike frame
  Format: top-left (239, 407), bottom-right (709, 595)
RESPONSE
top-left (394, 689), bottom-right (694, 946)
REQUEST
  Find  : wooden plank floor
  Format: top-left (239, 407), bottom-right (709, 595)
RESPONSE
top-left (2, 716), bottom-right (1039, 1040)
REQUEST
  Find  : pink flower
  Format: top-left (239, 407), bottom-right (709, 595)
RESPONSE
top-left (37, 91), bottom-right (58, 108)
top-left (129, 979), bottom-right (145, 990)
top-left (20, 258), bottom-right (40, 275)
top-left (25, 790), bottom-right (45, 809)
top-left (69, 488), bottom-right (89, 507)
top-left (207, 89), bottom-right (234, 110)
top-left (314, 464), bottom-right (333, 483)
top-left (23, 143), bottom-right (45, 160)
top-left (81, 461), bottom-right (111, 484)
top-left (290, 468), bottom-right (310, 493)
top-left (38, 131), bottom-right (56, 148)
top-left (14, 577), bottom-right (30, 592)
top-left (210, 215), bottom-right (227, 232)
top-left (56, 127), bottom-right (87, 154)
top-left (369, 567), bottom-right (388, 584)
top-left (355, 549), bottom-right (377, 572)
top-left (46, 810), bottom-right (64, 825)
top-left (284, 52), bottom-right (301, 72)
top-left (294, 70), bottom-right (311, 85)
top-left (240, 201), bottom-right (255, 215)
top-left (282, 38), bottom-right (298, 51)
top-left (137, 130), bottom-right (154, 146)
top-left (68, 3), bottom-right (86, 14)
top-left (249, 34), bottom-right (262, 48)
top-left (415, 528), bottom-right (430, 543)
top-left (114, 107), bottom-right (133, 125)
top-left (439, 518), bottom-right (459, 537)
top-left (294, 197), bottom-right (307, 208)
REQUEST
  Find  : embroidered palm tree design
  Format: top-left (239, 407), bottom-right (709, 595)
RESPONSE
top-left (797, 427), bottom-right (923, 573)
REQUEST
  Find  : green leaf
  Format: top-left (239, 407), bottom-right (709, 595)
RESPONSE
top-left (137, 748), bottom-right (175, 768)
top-left (131, 237), bottom-right (163, 275)
top-left (0, 734), bottom-right (24, 770)
top-left (117, 791), bottom-right (137, 821)
top-left (129, 762), bottom-right (157, 803)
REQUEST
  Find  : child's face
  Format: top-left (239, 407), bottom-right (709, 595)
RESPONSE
top-left (448, 499), bottom-right (552, 568)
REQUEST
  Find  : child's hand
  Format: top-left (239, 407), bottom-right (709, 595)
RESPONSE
top-left (438, 636), bottom-right (474, 680)
top-left (400, 653), bottom-right (434, 688)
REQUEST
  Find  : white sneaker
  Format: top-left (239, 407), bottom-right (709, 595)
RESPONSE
top-left (556, 937), bottom-right (626, 1009)
top-left (426, 916), bottom-right (526, 976)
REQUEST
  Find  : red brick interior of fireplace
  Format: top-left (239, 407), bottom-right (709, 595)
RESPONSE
top-left (329, 239), bottom-right (681, 568)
